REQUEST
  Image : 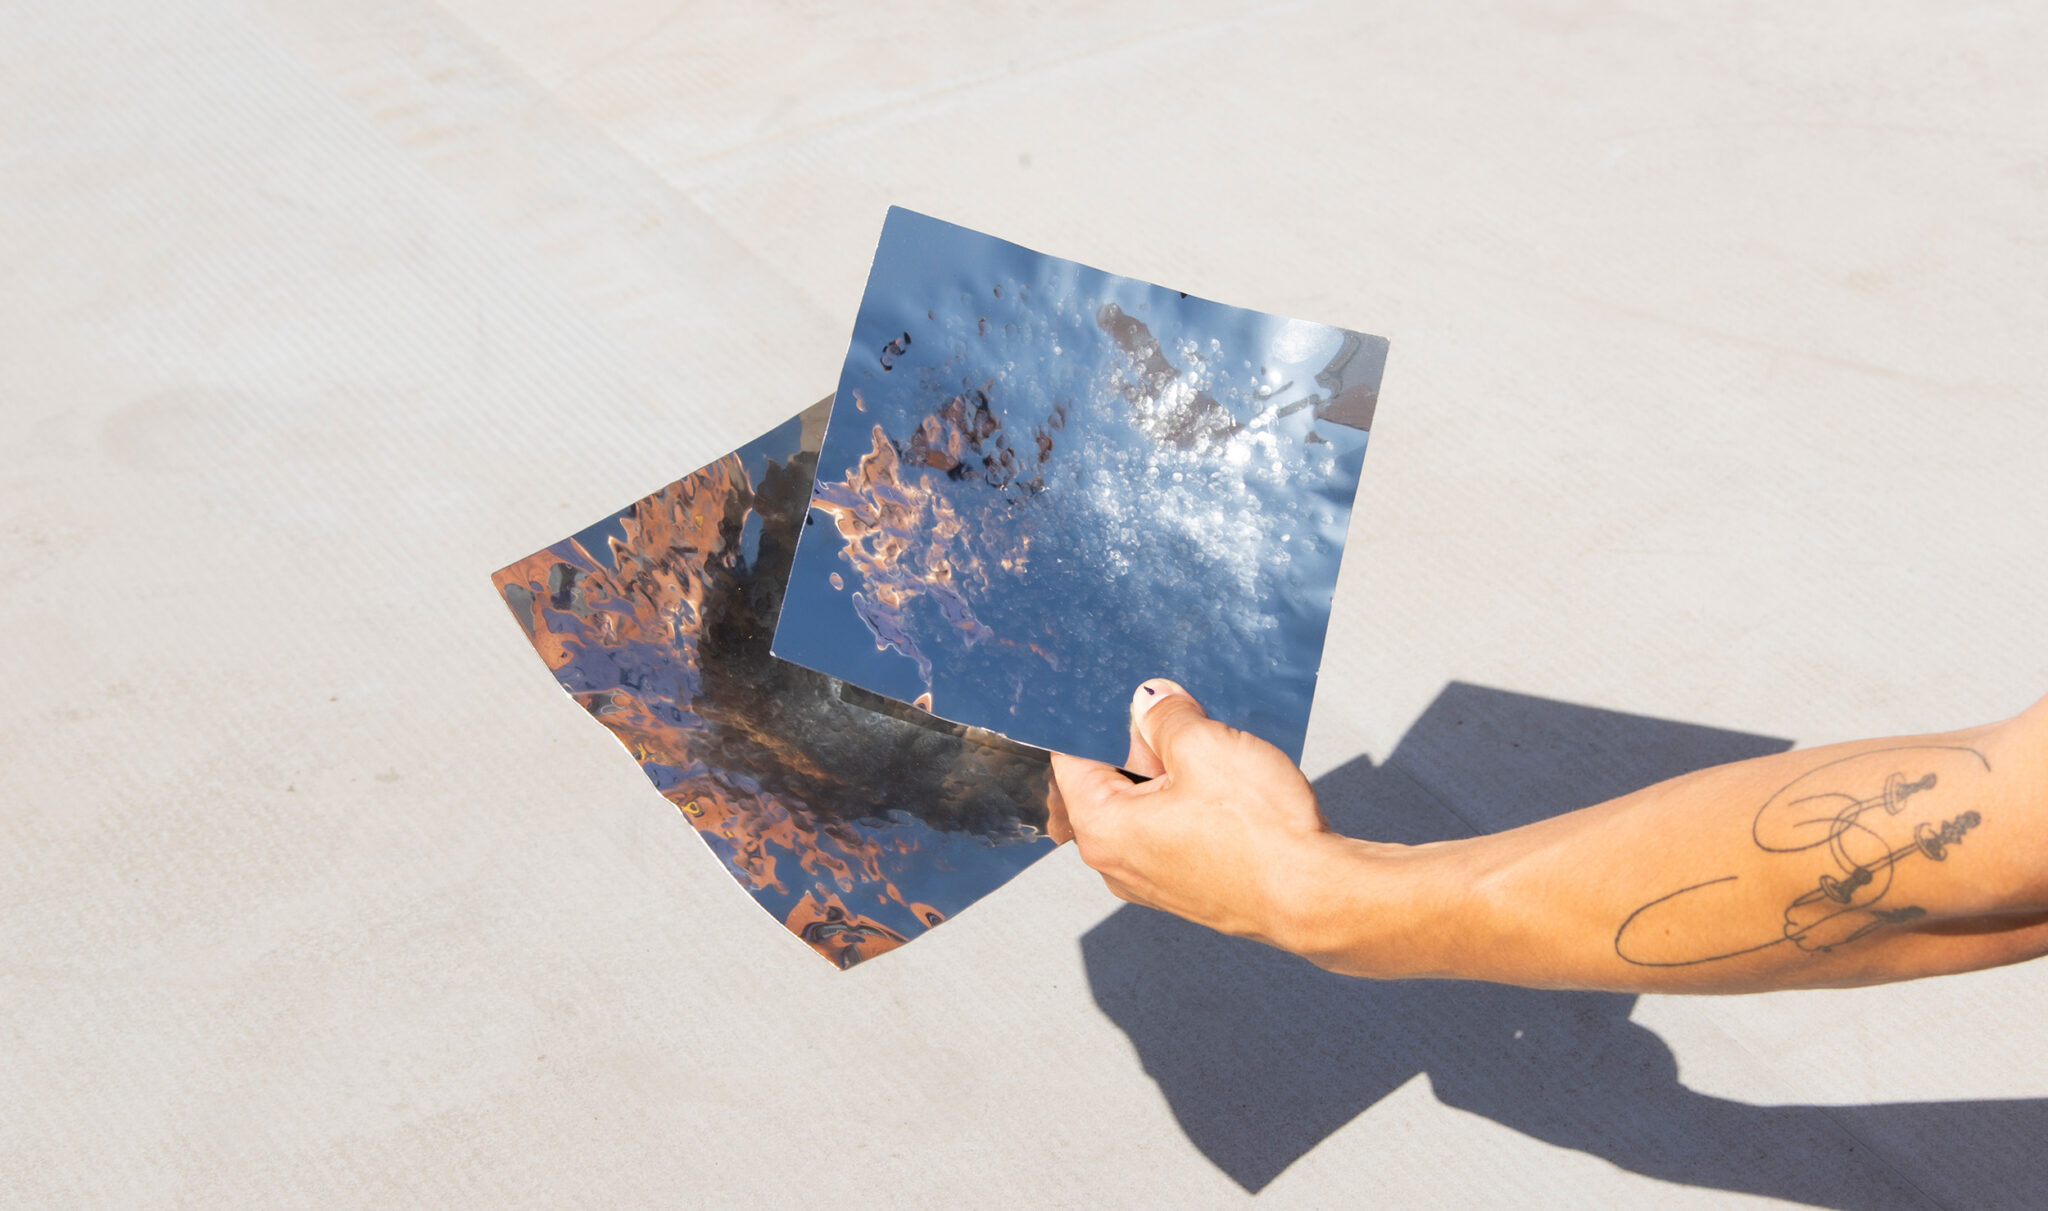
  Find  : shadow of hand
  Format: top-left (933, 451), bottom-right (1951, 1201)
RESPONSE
top-left (1081, 684), bottom-right (2048, 1206)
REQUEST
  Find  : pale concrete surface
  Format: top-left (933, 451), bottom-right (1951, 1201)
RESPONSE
top-left (4, 1), bottom-right (2045, 1206)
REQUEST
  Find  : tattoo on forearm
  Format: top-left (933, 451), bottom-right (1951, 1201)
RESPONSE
top-left (1614, 746), bottom-right (1991, 967)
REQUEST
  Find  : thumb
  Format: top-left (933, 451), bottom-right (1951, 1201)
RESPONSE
top-left (1129, 678), bottom-right (1219, 775)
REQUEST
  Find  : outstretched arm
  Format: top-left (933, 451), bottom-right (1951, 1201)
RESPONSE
top-left (1047, 682), bottom-right (2048, 993)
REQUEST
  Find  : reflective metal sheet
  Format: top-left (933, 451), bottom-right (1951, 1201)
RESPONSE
top-left (492, 399), bottom-right (1055, 969)
top-left (774, 208), bottom-right (1387, 766)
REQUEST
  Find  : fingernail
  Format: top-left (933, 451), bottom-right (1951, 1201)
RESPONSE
top-left (1131, 678), bottom-right (1172, 719)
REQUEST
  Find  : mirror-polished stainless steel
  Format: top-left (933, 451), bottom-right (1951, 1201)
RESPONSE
top-left (775, 208), bottom-right (1388, 766)
top-left (492, 399), bottom-right (1055, 969)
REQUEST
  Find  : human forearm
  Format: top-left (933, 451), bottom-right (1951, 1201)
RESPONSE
top-left (1283, 709), bottom-right (2048, 992)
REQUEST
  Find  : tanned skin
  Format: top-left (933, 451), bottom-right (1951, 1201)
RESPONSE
top-left (1048, 683), bottom-right (2048, 993)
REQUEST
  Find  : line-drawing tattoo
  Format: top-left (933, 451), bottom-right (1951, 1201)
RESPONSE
top-left (1615, 746), bottom-right (1990, 967)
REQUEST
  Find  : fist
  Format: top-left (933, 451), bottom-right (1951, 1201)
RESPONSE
top-left (1047, 679), bottom-right (1331, 949)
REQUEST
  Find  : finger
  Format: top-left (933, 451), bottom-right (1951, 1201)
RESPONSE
top-left (1129, 678), bottom-right (1220, 774)
top-left (1048, 750), bottom-right (1135, 834)
top-left (1123, 686), bottom-right (1167, 780)
top-left (1099, 873), bottom-right (1157, 910)
top-left (1042, 773), bottom-right (1072, 845)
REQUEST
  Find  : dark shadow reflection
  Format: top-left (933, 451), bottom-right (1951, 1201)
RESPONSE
top-left (1083, 683), bottom-right (2048, 1206)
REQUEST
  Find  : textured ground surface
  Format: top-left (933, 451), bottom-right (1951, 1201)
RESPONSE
top-left (6, 2), bottom-right (2046, 1206)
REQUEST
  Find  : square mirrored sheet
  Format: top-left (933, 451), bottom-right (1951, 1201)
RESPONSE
top-left (492, 400), bottom-right (1056, 969)
top-left (774, 208), bottom-right (1387, 766)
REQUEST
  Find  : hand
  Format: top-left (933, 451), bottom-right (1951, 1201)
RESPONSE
top-left (1047, 679), bottom-right (1336, 950)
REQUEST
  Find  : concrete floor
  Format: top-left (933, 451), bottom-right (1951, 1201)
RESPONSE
top-left (6, 1), bottom-right (2046, 1205)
